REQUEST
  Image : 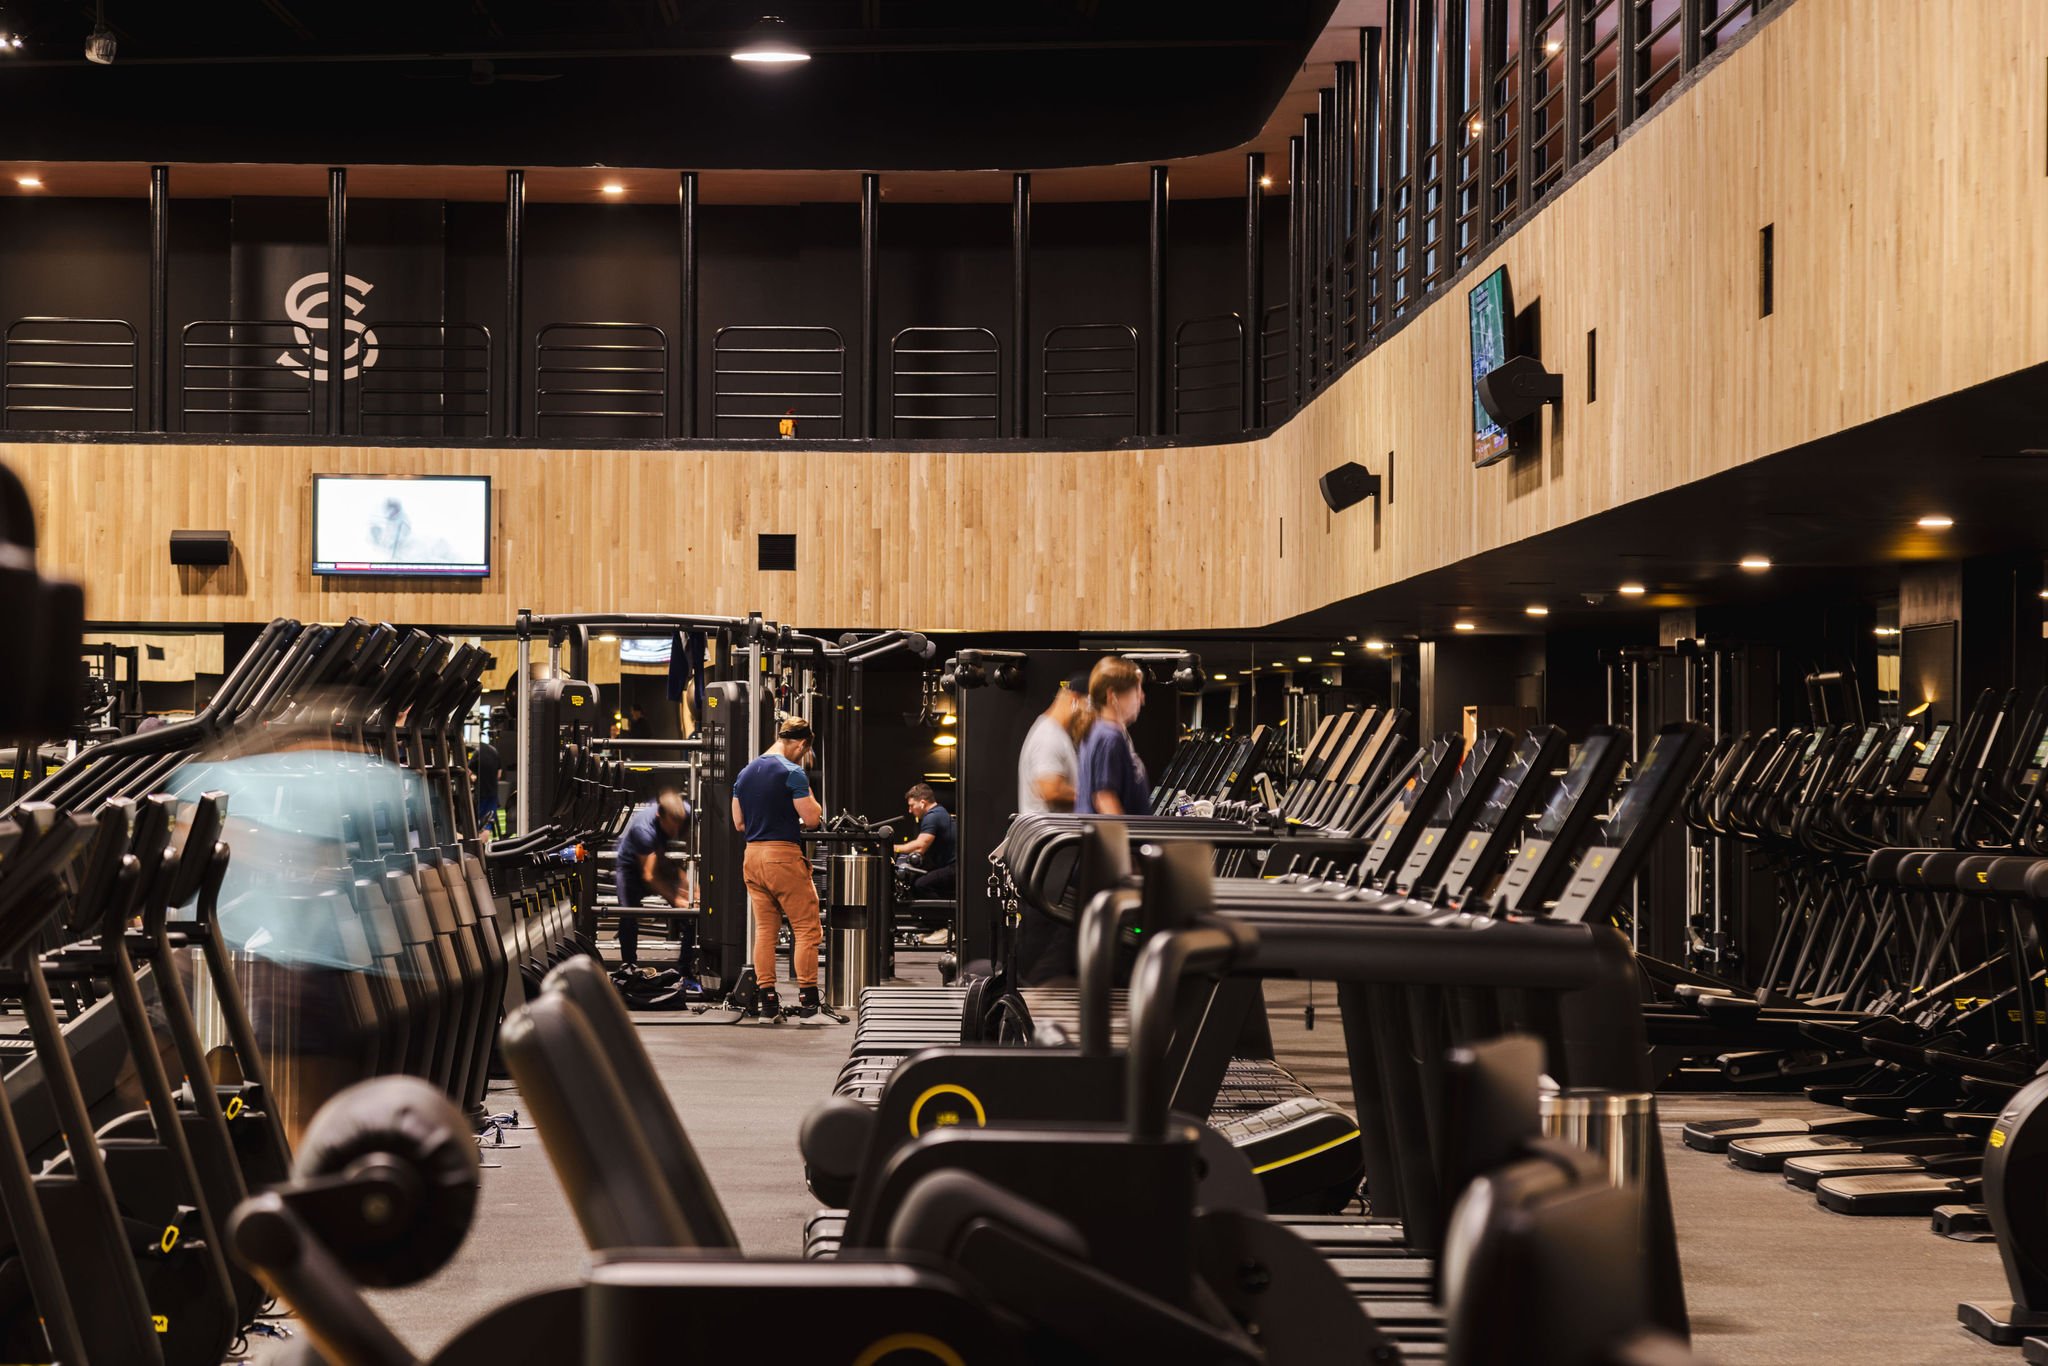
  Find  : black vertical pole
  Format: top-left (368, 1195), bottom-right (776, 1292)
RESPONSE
top-left (1335, 61), bottom-right (1355, 354)
top-left (1374, 23), bottom-right (1396, 312)
top-left (1360, 28), bottom-right (1380, 331)
top-left (1243, 152), bottom-right (1263, 431)
top-left (678, 171), bottom-right (699, 439)
top-left (860, 172), bottom-right (880, 438)
top-left (504, 169), bottom-right (524, 439)
top-left (1147, 164), bottom-right (1168, 436)
top-left (147, 164), bottom-right (169, 432)
top-left (1286, 135), bottom-right (1303, 413)
top-left (1616, 0), bottom-right (1641, 134)
top-left (1301, 109), bottom-right (1319, 394)
top-left (1518, 0), bottom-right (1537, 220)
top-left (1011, 172), bottom-right (1030, 437)
top-left (1478, 3), bottom-right (1500, 247)
top-left (326, 168), bottom-right (346, 437)
top-left (1320, 84), bottom-right (1339, 364)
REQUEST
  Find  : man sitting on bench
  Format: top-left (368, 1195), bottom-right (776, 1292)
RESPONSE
top-left (893, 783), bottom-right (957, 946)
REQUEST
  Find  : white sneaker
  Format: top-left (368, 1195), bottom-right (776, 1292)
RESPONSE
top-left (920, 928), bottom-right (952, 947)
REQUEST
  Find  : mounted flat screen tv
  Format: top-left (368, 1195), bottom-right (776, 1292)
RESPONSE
top-left (1469, 265), bottom-right (1514, 466)
top-left (618, 637), bottom-right (674, 666)
top-left (312, 474), bottom-right (491, 576)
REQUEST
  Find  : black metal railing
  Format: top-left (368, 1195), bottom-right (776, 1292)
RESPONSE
top-left (1527, 1), bottom-right (1571, 203)
top-left (1633, 0), bottom-right (1685, 115)
top-left (1698, 0), bottom-right (1766, 55)
top-left (711, 324), bottom-right (846, 439)
top-left (890, 326), bottom-right (1000, 436)
top-left (1579, 0), bottom-right (1624, 159)
top-left (533, 322), bottom-right (668, 438)
top-left (180, 320), bottom-right (319, 434)
top-left (3, 318), bottom-right (139, 433)
top-left (353, 322), bottom-right (492, 439)
top-left (1171, 314), bottom-right (1244, 437)
top-left (1259, 303), bottom-right (1293, 427)
top-left (1042, 323), bottom-right (1139, 438)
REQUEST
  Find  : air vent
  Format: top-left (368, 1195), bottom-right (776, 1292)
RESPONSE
top-left (758, 533), bottom-right (796, 572)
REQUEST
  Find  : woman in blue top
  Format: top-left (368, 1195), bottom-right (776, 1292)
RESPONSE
top-left (1074, 656), bottom-right (1152, 815)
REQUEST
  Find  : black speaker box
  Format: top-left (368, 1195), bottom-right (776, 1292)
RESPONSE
top-left (1318, 462), bottom-right (1381, 513)
top-left (169, 530), bottom-right (233, 566)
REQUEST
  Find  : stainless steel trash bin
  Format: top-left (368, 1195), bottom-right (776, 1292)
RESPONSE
top-left (1541, 1089), bottom-right (1657, 1188)
top-left (826, 852), bottom-right (886, 1010)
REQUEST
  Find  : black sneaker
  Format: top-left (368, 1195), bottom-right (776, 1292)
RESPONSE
top-left (756, 987), bottom-right (783, 1019)
top-left (795, 987), bottom-right (820, 1019)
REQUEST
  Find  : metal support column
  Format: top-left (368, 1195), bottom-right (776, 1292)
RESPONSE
top-left (515, 623), bottom-right (533, 834)
top-left (1320, 85), bottom-right (1338, 367)
top-left (1335, 60), bottom-right (1356, 352)
top-left (678, 171), bottom-right (699, 438)
top-left (860, 172), bottom-right (880, 438)
top-left (147, 164), bottom-right (169, 432)
top-left (1147, 164), bottom-right (1168, 435)
top-left (1011, 172), bottom-right (1030, 437)
top-left (1286, 135), bottom-right (1304, 412)
top-left (1301, 108), bottom-right (1319, 392)
top-left (326, 167), bottom-right (346, 437)
top-left (1243, 152), bottom-right (1264, 431)
top-left (504, 170), bottom-right (525, 438)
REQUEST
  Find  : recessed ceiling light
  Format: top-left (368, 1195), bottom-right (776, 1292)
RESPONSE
top-left (1330, 649), bottom-right (1345, 657)
top-left (1214, 670), bottom-right (1231, 678)
top-left (1525, 605), bottom-right (1549, 617)
top-left (16, 176), bottom-right (41, 189)
top-left (1873, 626), bottom-right (1901, 637)
top-left (1296, 655), bottom-right (1313, 664)
top-left (933, 733), bottom-right (958, 747)
top-left (1364, 638), bottom-right (1387, 650)
top-left (733, 15), bottom-right (810, 64)
top-left (597, 634), bottom-right (618, 642)
top-left (601, 183), bottom-right (625, 196)
top-left (1916, 514), bottom-right (1954, 530)
top-left (1618, 582), bottom-right (1646, 596)
top-left (1739, 556), bottom-right (1772, 571)
top-left (1344, 635), bottom-right (1359, 642)
top-left (1453, 621), bottom-right (1476, 632)
top-left (1259, 175), bottom-right (1274, 188)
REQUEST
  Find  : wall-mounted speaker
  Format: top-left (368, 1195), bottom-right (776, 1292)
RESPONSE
top-left (169, 530), bottom-right (232, 566)
top-left (1318, 461), bottom-right (1382, 514)
top-left (1475, 355), bottom-right (1564, 426)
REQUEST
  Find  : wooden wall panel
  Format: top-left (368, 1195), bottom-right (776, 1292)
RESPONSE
top-left (5, 0), bottom-right (2045, 635)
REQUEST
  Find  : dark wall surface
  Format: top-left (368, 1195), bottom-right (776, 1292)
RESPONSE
top-left (5, 191), bottom-right (1289, 441)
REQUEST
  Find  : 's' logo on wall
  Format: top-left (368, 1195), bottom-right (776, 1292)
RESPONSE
top-left (277, 271), bottom-right (381, 381)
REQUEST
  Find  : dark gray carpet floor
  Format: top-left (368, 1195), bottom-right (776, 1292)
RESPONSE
top-left (252, 966), bottom-right (2019, 1364)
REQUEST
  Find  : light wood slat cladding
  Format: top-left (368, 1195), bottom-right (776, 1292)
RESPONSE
top-left (6, 0), bottom-right (2046, 633)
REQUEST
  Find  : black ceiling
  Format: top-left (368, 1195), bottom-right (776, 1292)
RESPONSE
top-left (0, 1), bottom-right (1335, 170)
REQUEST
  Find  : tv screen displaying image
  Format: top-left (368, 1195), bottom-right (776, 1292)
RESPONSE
top-left (1469, 265), bottom-right (1513, 466)
top-left (618, 637), bottom-right (674, 666)
top-left (312, 475), bottom-right (491, 577)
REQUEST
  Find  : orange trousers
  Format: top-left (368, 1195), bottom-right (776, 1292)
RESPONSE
top-left (743, 841), bottom-right (821, 990)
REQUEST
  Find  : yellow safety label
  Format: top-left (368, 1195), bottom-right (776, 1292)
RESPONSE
top-left (152, 1315), bottom-right (169, 1333)
top-left (851, 1334), bottom-right (966, 1366)
top-left (159, 1225), bottom-right (180, 1254)
top-left (1990, 1129), bottom-right (2006, 1149)
top-left (569, 694), bottom-right (585, 707)
top-left (225, 1096), bottom-right (243, 1121)
top-left (908, 1084), bottom-right (987, 1138)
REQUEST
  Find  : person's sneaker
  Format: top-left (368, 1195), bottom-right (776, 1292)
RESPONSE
top-left (755, 987), bottom-right (783, 1019)
top-left (921, 928), bottom-right (952, 947)
top-left (795, 986), bottom-right (820, 1018)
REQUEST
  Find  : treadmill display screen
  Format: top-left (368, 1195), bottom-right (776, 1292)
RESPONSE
top-left (1850, 724), bottom-right (1883, 764)
top-left (1907, 722), bottom-right (1951, 786)
top-left (1884, 726), bottom-right (1916, 766)
top-left (1532, 734), bottom-right (1614, 840)
top-left (1468, 733), bottom-right (1547, 834)
top-left (1602, 735), bottom-right (1689, 849)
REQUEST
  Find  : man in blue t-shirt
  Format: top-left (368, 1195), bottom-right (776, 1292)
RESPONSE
top-left (1075, 657), bottom-right (1153, 815)
top-left (613, 790), bottom-right (694, 980)
top-left (892, 783), bottom-right (957, 943)
top-left (731, 717), bottom-right (824, 1019)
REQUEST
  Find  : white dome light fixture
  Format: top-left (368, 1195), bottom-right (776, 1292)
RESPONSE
top-left (733, 15), bottom-right (810, 66)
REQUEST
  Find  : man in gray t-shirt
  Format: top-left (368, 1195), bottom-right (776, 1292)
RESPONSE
top-left (1017, 674), bottom-right (1087, 814)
